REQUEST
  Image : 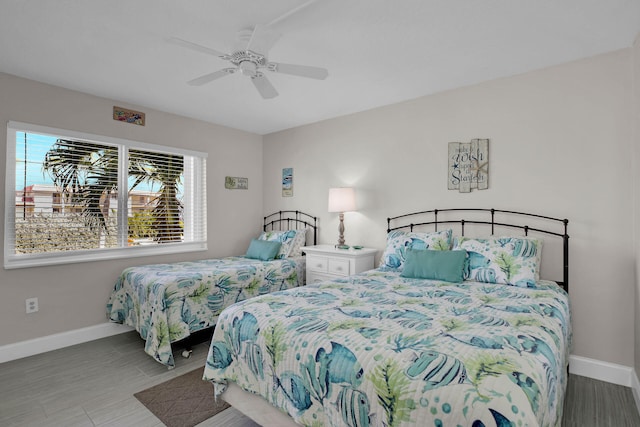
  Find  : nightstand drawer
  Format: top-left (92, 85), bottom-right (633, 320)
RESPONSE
top-left (328, 258), bottom-right (350, 276)
top-left (307, 256), bottom-right (328, 273)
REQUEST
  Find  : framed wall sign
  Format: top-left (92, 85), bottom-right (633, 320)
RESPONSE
top-left (113, 106), bottom-right (145, 126)
top-left (448, 139), bottom-right (489, 193)
top-left (225, 176), bottom-right (248, 190)
top-left (282, 168), bottom-right (293, 197)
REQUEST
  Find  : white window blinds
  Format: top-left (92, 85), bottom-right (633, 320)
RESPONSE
top-left (5, 121), bottom-right (207, 268)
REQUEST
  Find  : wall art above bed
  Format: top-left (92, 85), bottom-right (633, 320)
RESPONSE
top-left (448, 138), bottom-right (489, 192)
top-left (282, 167), bottom-right (293, 197)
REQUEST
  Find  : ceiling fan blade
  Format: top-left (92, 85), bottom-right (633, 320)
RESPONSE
top-left (187, 68), bottom-right (235, 86)
top-left (167, 37), bottom-right (229, 58)
top-left (252, 73), bottom-right (278, 99)
top-left (270, 62), bottom-right (328, 80)
top-left (267, 0), bottom-right (318, 27)
top-left (245, 24), bottom-right (282, 55)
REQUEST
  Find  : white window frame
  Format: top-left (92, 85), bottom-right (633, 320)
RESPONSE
top-left (4, 121), bottom-right (207, 269)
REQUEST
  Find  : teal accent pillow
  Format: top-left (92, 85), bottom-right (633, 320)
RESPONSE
top-left (400, 248), bottom-right (467, 283)
top-left (245, 239), bottom-right (282, 261)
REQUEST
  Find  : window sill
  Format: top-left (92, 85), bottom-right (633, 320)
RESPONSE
top-left (4, 241), bottom-right (208, 269)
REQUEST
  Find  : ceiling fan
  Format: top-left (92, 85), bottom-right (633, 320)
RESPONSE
top-left (169, 22), bottom-right (328, 99)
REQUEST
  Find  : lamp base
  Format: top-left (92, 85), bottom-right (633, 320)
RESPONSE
top-left (337, 212), bottom-right (345, 247)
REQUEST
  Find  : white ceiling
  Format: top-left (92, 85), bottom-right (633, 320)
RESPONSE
top-left (1, 0), bottom-right (639, 135)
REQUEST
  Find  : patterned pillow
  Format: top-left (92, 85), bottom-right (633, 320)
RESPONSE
top-left (453, 236), bottom-right (542, 287)
top-left (496, 235), bottom-right (543, 281)
top-left (381, 229), bottom-right (453, 269)
top-left (287, 229), bottom-right (307, 257)
top-left (258, 229), bottom-right (306, 259)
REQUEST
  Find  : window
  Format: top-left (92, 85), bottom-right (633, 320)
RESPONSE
top-left (5, 121), bottom-right (207, 268)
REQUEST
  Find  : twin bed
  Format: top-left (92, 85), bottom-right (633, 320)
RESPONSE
top-left (106, 210), bottom-right (317, 367)
top-left (202, 208), bottom-right (572, 426)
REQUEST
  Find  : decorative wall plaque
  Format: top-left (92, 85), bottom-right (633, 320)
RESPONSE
top-left (225, 176), bottom-right (248, 190)
top-left (113, 106), bottom-right (145, 126)
top-left (448, 139), bottom-right (489, 193)
top-left (282, 167), bottom-right (293, 197)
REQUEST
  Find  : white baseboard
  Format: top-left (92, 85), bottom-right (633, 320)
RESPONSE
top-left (0, 322), bottom-right (134, 364)
top-left (569, 354), bottom-right (640, 417)
top-left (569, 354), bottom-right (634, 387)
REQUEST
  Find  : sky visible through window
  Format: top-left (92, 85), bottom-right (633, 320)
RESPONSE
top-left (15, 131), bottom-right (174, 194)
top-left (15, 132), bottom-right (54, 187)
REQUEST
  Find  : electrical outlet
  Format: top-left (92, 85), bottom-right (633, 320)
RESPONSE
top-left (26, 297), bottom-right (38, 314)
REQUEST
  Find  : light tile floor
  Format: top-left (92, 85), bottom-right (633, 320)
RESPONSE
top-left (2, 331), bottom-right (639, 426)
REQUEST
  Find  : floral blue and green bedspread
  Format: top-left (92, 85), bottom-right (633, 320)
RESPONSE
top-left (204, 268), bottom-right (571, 426)
top-left (107, 256), bottom-right (304, 367)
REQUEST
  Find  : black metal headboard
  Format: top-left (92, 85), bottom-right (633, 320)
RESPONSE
top-left (387, 208), bottom-right (569, 292)
top-left (264, 210), bottom-right (318, 246)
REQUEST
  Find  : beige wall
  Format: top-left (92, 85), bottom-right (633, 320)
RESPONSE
top-left (0, 73), bottom-right (263, 345)
top-left (264, 49), bottom-right (635, 366)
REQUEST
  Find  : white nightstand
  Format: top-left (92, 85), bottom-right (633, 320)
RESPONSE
top-left (302, 245), bottom-right (377, 284)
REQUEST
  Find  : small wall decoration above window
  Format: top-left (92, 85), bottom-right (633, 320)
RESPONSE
top-left (448, 139), bottom-right (489, 193)
top-left (225, 176), bottom-right (248, 190)
top-left (113, 106), bottom-right (145, 126)
top-left (282, 167), bottom-right (293, 197)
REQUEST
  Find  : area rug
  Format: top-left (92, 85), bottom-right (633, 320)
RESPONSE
top-left (134, 367), bottom-right (230, 427)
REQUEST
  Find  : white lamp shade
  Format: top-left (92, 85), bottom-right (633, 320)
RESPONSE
top-left (328, 187), bottom-right (356, 213)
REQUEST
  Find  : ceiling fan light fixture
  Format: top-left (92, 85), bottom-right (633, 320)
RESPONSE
top-left (239, 60), bottom-right (257, 77)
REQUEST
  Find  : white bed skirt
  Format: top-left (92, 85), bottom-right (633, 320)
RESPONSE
top-left (221, 382), bottom-right (299, 426)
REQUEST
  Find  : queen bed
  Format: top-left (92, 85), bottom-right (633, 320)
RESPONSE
top-left (106, 210), bottom-right (317, 367)
top-left (203, 208), bottom-right (571, 426)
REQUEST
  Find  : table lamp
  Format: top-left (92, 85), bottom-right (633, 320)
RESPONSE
top-left (328, 187), bottom-right (356, 247)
